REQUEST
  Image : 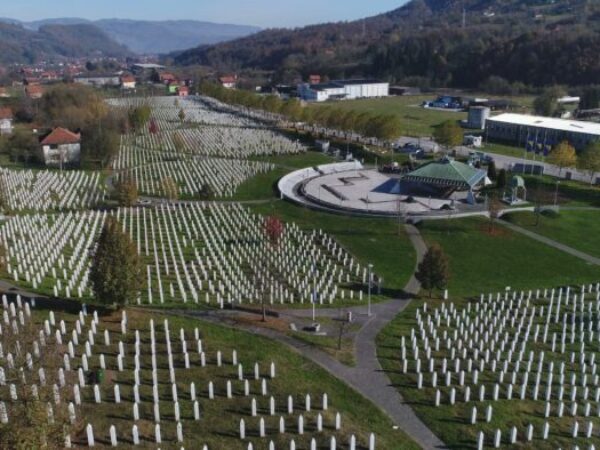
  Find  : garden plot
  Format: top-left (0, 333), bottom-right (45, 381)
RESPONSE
top-left (0, 168), bottom-right (104, 212)
top-left (0, 204), bottom-right (371, 306)
top-left (0, 297), bottom-right (378, 449)
top-left (398, 283), bottom-right (600, 449)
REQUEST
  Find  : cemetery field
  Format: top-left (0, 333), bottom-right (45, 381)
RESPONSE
top-left (377, 283), bottom-right (600, 450)
top-left (2, 301), bottom-right (419, 449)
top-left (417, 217), bottom-right (600, 299)
top-left (502, 210), bottom-right (600, 259)
top-left (251, 200), bottom-right (416, 295)
top-left (250, 149), bottom-right (333, 170)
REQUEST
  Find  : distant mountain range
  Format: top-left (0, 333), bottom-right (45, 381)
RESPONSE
top-left (0, 22), bottom-right (131, 64)
top-left (173, 0), bottom-right (600, 88)
top-left (0, 18), bottom-right (261, 55)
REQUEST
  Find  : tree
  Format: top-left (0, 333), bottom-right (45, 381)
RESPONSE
top-left (90, 216), bottom-right (143, 308)
top-left (178, 108), bottom-right (186, 123)
top-left (7, 128), bottom-right (38, 165)
top-left (260, 216), bottom-right (284, 321)
top-left (547, 141), bottom-right (577, 176)
top-left (148, 118), bottom-right (159, 135)
top-left (487, 160), bottom-right (497, 181)
top-left (577, 141), bottom-right (600, 184)
top-left (487, 196), bottom-right (503, 233)
top-left (80, 126), bottom-right (119, 169)
top-left (579, 86), bottom-right (600, 110)
top-left (198, 183), bottom-right (214, 200)
top-left (496, 169), bottom-right (507, 190)
top-left (114, 176), bottom-right (138, 207)
top-left (128, 105), bottom-right (151, 132)
top-left (160, 176), bottom-right (179, 201)
top-left (415, 244), bottom-right (450, 298)
top-left (173, 132), bottom-right (186, 153)
top-left (433, 120), bottom-right (463, 151)
top-left (533, 86), bottom-right (565, 117)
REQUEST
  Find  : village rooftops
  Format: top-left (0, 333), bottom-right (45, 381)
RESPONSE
top-left (40, 127), bottom-right (81, 146)
top-left (402, 157), bottom-right (487, 190)
top-left (487, 113), bottom-right (600, 136)
top-left (0, 107), bottom-right (13, 120)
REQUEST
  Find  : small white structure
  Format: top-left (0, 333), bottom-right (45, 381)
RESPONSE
top-left (39, 128), bottom-right (81, 167)
top-left (120, 75), bottom-right (136, 90)
top-left (0, 108), bottom-right (13, 135)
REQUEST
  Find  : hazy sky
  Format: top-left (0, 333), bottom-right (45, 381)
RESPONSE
top-left (0, 0), bottom-right (407, 28)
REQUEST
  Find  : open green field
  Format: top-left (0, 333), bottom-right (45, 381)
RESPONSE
top-left (250, 200), bottom-right (415, 295)
top-left (502, 209), bottom-right (600, 258)
top-left (311, 96), bottom-right (466, 137)
top-left (417, 216), bottom-right (600, 299)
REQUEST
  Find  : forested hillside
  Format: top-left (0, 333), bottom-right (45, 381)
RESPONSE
top-left (174, 0), bottom-right (600, 88)
top-left (0, 22), bottom-right (130, 64)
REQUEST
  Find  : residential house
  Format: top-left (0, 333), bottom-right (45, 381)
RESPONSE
top-left (120, 75), bottom-right (137, 90)
top-left (219, 75), bottom-right (237, 89)
top-left (159, 72), bottom-right (177, 84)
top-left (0, 87), bottom-right (10, 98)
top-left (39, 127), bottom-right (81, 167)
top-left (177, 86), bottom-right (189, 97)
top-left (0, 108), bottom-right (13, 135)
top-left (25, 85), bottom-right (44, 99)
top-left (74, 74), bottom-right (120, 87)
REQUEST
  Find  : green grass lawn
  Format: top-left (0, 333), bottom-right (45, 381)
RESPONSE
top-left (417, 216), bottom-right (600, 299)
top-left (22, 307), bottom-right (419, 449)
top-left (522, 175), bottom-right (600, 207)
top-left (377, 293), bottom-right (600, 450)
top-left (502, 209), bottom-right (600, 258)
top-left (310, 96), bottom-right (467, 137)
top-left (250, 200), bottom-right (416, 295)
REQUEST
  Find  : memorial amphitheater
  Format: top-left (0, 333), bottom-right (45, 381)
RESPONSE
top-left (278, 158), bottom-right (491, 218)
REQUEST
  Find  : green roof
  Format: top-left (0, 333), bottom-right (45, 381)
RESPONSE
top-left (403, 158), bottom-right (486, 189)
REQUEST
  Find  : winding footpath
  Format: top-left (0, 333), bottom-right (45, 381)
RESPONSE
top-left (179, 224), bottom-right (446, 449)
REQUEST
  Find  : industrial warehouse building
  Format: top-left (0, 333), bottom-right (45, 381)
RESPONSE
top-left (486, 113), bottom-right (600, 150)
top-left (297, 79), bottom-right (389, 102)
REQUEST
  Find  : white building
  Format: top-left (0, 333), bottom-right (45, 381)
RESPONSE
top-left (486, 113), bottom-right (600, 150)
top-left (0, 108), bottom-right (13, 135)
top-left (39, 128), bottom-right (81, 167)
top-left (297, 79), bottom-right (389, 102)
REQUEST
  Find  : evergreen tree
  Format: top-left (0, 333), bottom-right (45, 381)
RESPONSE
top-left (90, 216), bottom-right (143, 308)
top-left (415, 244), bottom-right (450, 298)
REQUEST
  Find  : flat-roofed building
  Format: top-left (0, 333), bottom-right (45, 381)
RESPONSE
top-left (297, 79), bottom-right (389, 102)
top-left (486, 113), bottom-right (600, 150)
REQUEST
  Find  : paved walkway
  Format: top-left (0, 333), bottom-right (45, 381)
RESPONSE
top-left (499, 220), bottom-right (600, 266)
top-left (177, 224), bottom-right (446, 449)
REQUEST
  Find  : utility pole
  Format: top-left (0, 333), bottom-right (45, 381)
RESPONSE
top-left (367, 263), bottom-right (373, 317)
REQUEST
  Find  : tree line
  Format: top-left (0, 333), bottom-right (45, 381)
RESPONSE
top-left (198, 82), bottom-right (404, 141)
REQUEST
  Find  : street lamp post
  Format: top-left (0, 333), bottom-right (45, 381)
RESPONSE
top-left (312, 256), bottom-right (317, 322)
top-left (367, 263), bottom-right (373, 317)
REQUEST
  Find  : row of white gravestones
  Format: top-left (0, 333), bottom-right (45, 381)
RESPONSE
top-left (0, 203), bottom-right (369, 306)
top-left (2, 301), bottom-right (378, 449)
top-left (399, 283), bottom-right (600, 448)
top-left (0, 167), bottom-right (104, 212)
top-left (82, 422), bottom-right (200, 447)
top-left (241, 433), bottom-right (376, 450)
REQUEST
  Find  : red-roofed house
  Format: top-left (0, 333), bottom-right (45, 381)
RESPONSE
top-left (0, 108), bottom-right (13, 135)
top-left (120, 75), bottom-right (137, 90)
top-left (219, 75), bottom-right (237, 89)
top-left (25, 85), bottom-right (44, 99)
top-left (0, 87), bottom-right (10, 98)
top-left (309, 75), bottom-right (321, 84)
top-left (177, 86), bottom-right (189, 97)
top-left (159, 72), bottom-right (177, 84)
top-left (39, 127), bottom-right (81, 167)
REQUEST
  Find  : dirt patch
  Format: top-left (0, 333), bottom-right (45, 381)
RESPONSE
top-left (479, 223), bottom-right (510, 237)
top-left (229, 312), bottom-right (291, 333)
